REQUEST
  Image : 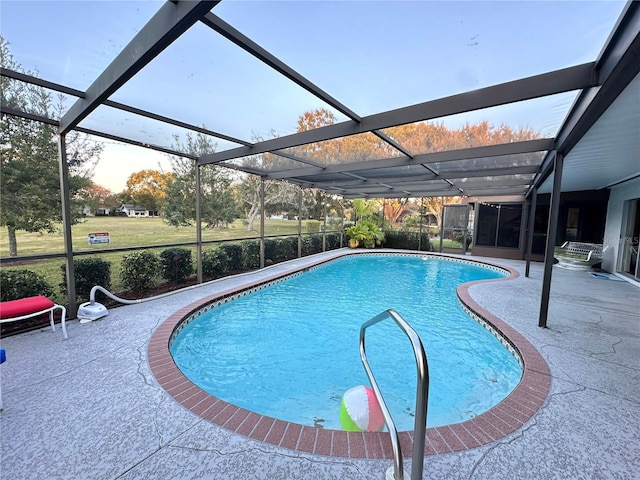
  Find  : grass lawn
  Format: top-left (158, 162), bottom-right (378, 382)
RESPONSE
top-left (0, 217), bottom-right (317, 257)
top-left (0, 217), bottom-right (326, 304)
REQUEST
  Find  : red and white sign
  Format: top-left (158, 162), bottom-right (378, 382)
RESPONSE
top-left (88, 232), bottom-right (110, 245)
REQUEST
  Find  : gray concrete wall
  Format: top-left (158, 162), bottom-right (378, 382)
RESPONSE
top-left (602, 176), bottom-right (640, 272)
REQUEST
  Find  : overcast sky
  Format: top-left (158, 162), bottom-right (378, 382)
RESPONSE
top-left (1, 0), bottom-right (627, 192)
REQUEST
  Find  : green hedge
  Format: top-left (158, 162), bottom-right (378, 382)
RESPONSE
top-left (219, 243), bottom-right (243, 271)
top-left (326, 232), bottom-right (342, 250)
top-left (240, 239), bottom-right (260, 269)
top-left (159, 248), bottom-right (193, 283)
top-left (0, 269), bottom-right (53, 302)
top-left (61, 257), bottom-right (111, 302)
top-left (202, 248), bottom-right (229, 279)
top-left (261, 236), bottom-right (299, 264)
top-left (120, 251), bottom-right (160, 292)
top-left (383, 230), bottom-right (433, 251)
top-left (276, 236), bottom-right (299, 261)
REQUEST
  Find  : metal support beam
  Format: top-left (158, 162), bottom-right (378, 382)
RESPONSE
top-left (0, 68), bottom-right (253, 146)
top-left (199, 14), bottom-right (416, 160)
top-left (525, 187), bottom-right (538, 277)
top-left (419, 197), bottom-right (424, 251)
top-left (0, 105), bottom-right (58, 126)
top-left (201, 64), bottom-right (594, 165)
top-left (201, 13), bottom-right (361, 122)
top-left (539, 153), bottom-right (563, 328)
top-left (59, 1), bottom-right (219, 133)
top-left (340, 200), bottom-right (344, 248)
top-left (267, 138), bottom-right (552, 180)
top-left (439, 197), bottom-right (445, 253)
top-left (322, 193), bottom-right (327, 252)
top-left (260, 178), bottom-right (265, 269)
top-left (195, 164), bottom-right (203, 283)
top-left (463, 205), bottom-right (469, 254)
top-left (1, 67), bottom-right (251, 147)
top-left (58, 135), bottom-right (77, 317)
top-left (298, 188), bottom-right (303, 258)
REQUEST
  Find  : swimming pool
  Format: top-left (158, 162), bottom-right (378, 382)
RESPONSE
top-left (170, 254), bottom-right (522, 431)
top-left (149, 250), bottom-right (550, 458)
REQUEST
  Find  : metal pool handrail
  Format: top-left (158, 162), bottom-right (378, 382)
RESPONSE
top-left (359, 309), bottom-right (430, 480)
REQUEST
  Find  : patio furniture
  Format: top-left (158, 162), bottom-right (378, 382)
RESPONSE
top-left (0, 296), bottom-right (67, 339)
top-left (555, 241), bottom-right (607, 270)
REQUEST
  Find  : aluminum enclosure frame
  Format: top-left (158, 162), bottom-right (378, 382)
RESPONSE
top-left (1, 0), bottom-right (639, 329)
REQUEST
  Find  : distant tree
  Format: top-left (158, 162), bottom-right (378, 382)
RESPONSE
top-left (383, 198), bottom-right (412, 225)
top-left (0, 37), bottom-right (103, 256)
top-left (116, 190), bottom-right (134, 206)
top-left (125, 169), bottom-right (174, 211)
top-left (235, 170), bottom-right (297, 231)
top-left (293, 109), bottom-right (538, 230)
top-left (422, 196), bottom-right (461, 228)
top-left (352, 199), bottom-right (378, 220)
top-left (81, 182), bottom-right (119, 214)
top-left (164, 133), bottom-right (237, 228)
top-left (293, 108), bottom-right (395, 165)
top-left (233, 131), bottom-right (299, 231)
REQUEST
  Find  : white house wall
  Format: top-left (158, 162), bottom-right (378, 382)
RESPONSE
top-left (603, 176), bottom-right (640, 273)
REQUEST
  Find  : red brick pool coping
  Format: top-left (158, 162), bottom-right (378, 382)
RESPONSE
top-left (147, 252), bottom-right (551, 459)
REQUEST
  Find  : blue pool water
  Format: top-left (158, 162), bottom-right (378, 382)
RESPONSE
top-left (171, 254), bottom-right (522, 430)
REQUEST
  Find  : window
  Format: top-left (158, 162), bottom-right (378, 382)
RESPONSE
top-left (476, 203), bottom-right (523, 248)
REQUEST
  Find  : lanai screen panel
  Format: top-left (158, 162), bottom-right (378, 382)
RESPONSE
top-left (379, 92), bottom-right (580, 158)
top-left (213, 1), bottom-right (624, 118)
top-left (0, 1), bottom-right (164, 91)
top-left (0, 0), bottom-right (632, 203)
top-left (108, 20), bottom-right (350, 144)
top-left (78, 104), bottom-right (239, 155)
top-left (278, 132), bottom-right (404, 166)
top-left (434, 152), bottom-right (545, 175)
top-left (219, 153), bottom-right (313, 174)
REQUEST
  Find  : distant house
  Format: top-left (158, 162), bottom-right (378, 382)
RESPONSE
top-left (81, 205), bottom-right (113, 216)
top-left (95, 207), bottom-right (111, 216)
top-left (117, 204), bottom-right (158, 218)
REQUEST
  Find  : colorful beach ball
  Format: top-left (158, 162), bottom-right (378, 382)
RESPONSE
top-left (339, 385), bottom-right (385, 432)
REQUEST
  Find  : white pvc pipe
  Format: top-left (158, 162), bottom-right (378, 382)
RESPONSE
top-left (83, 256), bottom-right (316, 310)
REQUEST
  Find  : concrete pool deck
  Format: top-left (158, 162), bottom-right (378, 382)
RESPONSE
top-left (1, 250), bottom-right (638, 479)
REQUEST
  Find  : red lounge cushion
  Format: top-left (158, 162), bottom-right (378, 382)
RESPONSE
top-left (0, 296), bottom-right (55, 320)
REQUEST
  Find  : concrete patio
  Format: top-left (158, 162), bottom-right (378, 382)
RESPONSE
top-left (1, 251), bottom-right (638, 479)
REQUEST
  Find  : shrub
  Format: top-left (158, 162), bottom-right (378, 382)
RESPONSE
top-left (302, 234), bottom-right (323, 256)
top-left (326, 233), bottom-right (341, 250)
top-left (120, 251), bottom-right (160, 292)
top-left (384, 230), bottom-right (417, 250)
top-left (219, 243), bottom-right (243, 271)
top-left (240, 239), bottom-right (260, 269)
top-left (159, 248), bottom-right (193, 283)
top-left (300, 236), bottom-right (311, 256)
top-left (263, 239), bottom-right (277, 264)
top-left (202, 248), bottom-right (228, 279)
top-left (383, 231), bottom-right (433, 252)
top-left (305, 220), bottom-right (321, 233)
top-left (276, 236), bottom-right (298, 261)
top-left (61, 257), bottom-right (111, 301)
top-left (452, 231), bottom-right (473, 249)
top-left (263, 237), bottom-right (298, 264)
top-left (0, 269), bottom-right (53, 302)
top-left (420, 233), bottom-right (434, 251)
